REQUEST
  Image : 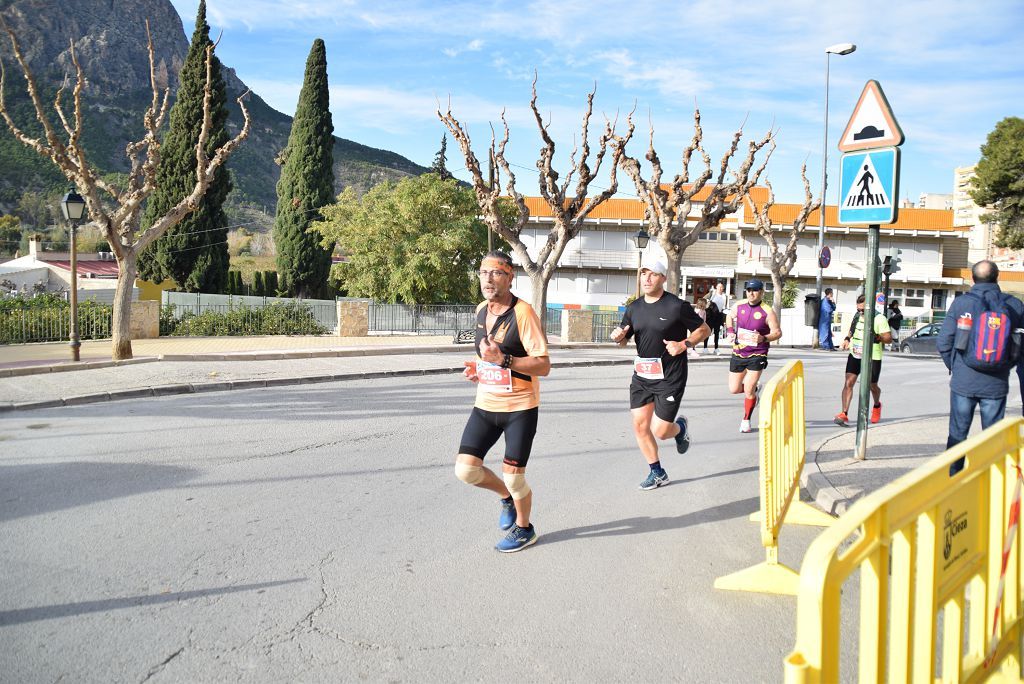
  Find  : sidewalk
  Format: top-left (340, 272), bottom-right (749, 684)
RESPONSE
top-left (0, 335), bottom-right (973, 516)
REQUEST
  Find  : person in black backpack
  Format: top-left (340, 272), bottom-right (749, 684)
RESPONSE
top-left (937, 260), bottom-right (1024, 452)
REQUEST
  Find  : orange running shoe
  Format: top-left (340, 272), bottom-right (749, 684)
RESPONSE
top-left (871, 404), bottom-right (882, 424)
top-left (833, 411), bottom-right (849, 427)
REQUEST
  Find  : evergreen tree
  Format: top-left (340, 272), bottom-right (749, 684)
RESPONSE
top-left (253, 271), bottom-right (265, 296)
top-left (971, 117), bottom-right (1024, 248)
top-left (430, 134), bottom-right (453, 181)
top-left (273, 39), bottom-right (335, 299)
top-left (138, 0), bottom-right (232, 292)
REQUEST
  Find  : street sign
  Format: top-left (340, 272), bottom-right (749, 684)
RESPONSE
top-left (819, 245), bottom-right (831, 269)
top-left (838, 80), bottom-right (904, 152)
top-left (876, 291), bottom-right (886, 311)
top-left (838, 147), bottom-right (900, 225)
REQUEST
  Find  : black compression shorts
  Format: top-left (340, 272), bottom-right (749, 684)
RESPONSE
top-left (458, 407), bottom-right (539, 467)
top-left (629, 375), bottom-right (687, 423)
top-left (846, 354), bottom-right (882, 383)
top-left (730, 355), bottom-right (769, 373)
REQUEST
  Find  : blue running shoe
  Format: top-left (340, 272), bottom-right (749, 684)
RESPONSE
top-left (639, 469), bottom-right (669, 490)
top-left (674, 415), bottom-right (690, 454)
top-left (496, 524), bottom-right (538, 553)
top-left (499, 497), bottom-right (516, 531)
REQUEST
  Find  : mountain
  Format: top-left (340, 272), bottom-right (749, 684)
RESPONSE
top-left (0, 0), bottom-right (428, 214)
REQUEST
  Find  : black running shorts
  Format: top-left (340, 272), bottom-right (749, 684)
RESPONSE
top-left (845, 354), bottom-right (882, 383)
top-left (629, 375), bottom-right (687, 423)
top-left (458, 407), bottom-right (539, 467)
top-left (730, 355), bottom-right (769, 373)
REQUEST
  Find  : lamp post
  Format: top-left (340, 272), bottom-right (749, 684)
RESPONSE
top-left (813, 42), bottom-right (856, 348)
top-left (60, 188), bottom-right (86, 362)
top-left (632, 227), bottom-right (650, 299)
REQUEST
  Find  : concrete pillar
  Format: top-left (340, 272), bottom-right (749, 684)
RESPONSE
top-left (560, 308), bottom-right (594, 343)
top-left (130, 300), bottom-right (160, 339)
top-left (336, 298), bottom-right (370, 337)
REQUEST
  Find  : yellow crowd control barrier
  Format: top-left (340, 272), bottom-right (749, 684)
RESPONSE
top-left (715, 360), bottom-right (834, 595)
top-left (785, 417), bottom-right (1024, 683)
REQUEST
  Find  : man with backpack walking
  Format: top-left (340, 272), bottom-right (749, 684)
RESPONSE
top-left (937, 260), bottom-right (1024, 449)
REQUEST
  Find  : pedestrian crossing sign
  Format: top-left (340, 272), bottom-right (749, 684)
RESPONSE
top-left (838, 147), bottom-right (900, 225)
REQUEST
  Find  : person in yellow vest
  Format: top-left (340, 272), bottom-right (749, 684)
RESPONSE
top-left (834, 293), bottom-right (893, 426)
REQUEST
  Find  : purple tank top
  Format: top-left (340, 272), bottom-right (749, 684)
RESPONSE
top-left (734, 303), bottom-right (771, 357)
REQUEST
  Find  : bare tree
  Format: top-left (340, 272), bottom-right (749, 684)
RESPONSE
top-left (438, 76), bottom-right (633, 322)
top-left (745, 164), bottom-right (821, 312)
top-left (613, 108), bottom-right (774, 294)
top-left (0, 20), bottom-right (250, 359)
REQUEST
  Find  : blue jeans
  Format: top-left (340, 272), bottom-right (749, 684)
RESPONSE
top-left (818, 321), bottom-right (834, 349)
top-left (946, 392), bottom-right (1007, 449)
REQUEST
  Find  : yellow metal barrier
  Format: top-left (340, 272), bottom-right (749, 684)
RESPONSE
top-left (715, 360), bottom-right (834, 595)
top-left (785, 417), bottom-right (1024, 683)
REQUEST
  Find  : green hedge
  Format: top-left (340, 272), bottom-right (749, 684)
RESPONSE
top-left (161, 301), bottom-right (328, 336)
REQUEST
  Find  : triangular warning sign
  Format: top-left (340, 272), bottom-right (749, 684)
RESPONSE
top-left (838, 80), bottom-right (904, 152)
top-left (841, 153), bottom-right (892, 210)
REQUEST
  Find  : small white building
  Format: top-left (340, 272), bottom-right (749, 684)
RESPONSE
top-left (0, 237), bottom-right (135, 303)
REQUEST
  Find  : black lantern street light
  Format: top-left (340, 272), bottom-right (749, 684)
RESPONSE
top-left (60, 188), bottom-right (86, 362)
top-left (632, 227), bottom-right (650, 299)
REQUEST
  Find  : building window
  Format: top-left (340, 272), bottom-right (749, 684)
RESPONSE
top-left (725, 233), bottom-right (737, 241)
top-left (699, 232), bottom-right (709, 240)
top-left (707, 232), bottom-right (718, 240)
top-left (905, 288), bottom-right (926, 307)
top-left (893, 288), bottom-right (904, 298)
top-left (931, 289), bottom-right (947, 309)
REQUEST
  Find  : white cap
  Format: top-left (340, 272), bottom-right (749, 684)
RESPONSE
top-left (640, 256), bottom-right (668, 276)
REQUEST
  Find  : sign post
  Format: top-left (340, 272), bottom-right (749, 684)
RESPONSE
top-left (836, 80), bottom-right (904, 461)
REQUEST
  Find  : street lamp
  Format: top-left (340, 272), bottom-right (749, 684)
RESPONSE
top-left (813, 42), bottom-right (856, 348)
top-left (60, 188), bottom-right (86, 362)
top-left (632, 227), bottom-right (650, 299)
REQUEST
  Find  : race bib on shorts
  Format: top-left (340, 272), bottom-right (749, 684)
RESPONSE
top-left (476, 361), bottom-right (512, 393)
top-left (851, 342), bottom-right (863, 359)
top-left (634, 357), bottom-right (665, 380)
top-left (737, 328), bottom-right (759, 347)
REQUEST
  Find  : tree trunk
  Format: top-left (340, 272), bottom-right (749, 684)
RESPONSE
top-left (660, 237), bottom-right (682, 295)
top-left (770, 270), bottom-right (785, 315)
top-left (111, 251), bottom-right (138, 360)
top-left (528, 271), bottom-right (549, 333)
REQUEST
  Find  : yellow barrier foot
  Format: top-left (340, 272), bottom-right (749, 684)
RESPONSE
top-left (714, 560), bottom-right (800, 595)
top-left (749, 500), bottom-right (835, 527)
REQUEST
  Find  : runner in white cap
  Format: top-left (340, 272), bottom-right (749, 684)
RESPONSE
top-left (610, 256), bottom-right (711, 490)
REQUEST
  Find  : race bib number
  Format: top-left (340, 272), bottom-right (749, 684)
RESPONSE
top-left (737, 328), bottom-right (759, 347)
top-left (634, 357), bottom-right (665, 380)
top-left (476, 361), bottom-right (512, 393)
top-left (851, 342), bottom-right (863, 359)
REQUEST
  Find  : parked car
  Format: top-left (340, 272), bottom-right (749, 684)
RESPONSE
top-left (897, 323), bottom-right (941, 355)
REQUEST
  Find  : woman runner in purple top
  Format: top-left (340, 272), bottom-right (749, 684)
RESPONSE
top-left (725, 279), bottom-right (782, 433)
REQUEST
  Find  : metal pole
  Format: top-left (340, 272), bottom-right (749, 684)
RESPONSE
top-left (635, 247), bottom-right (642, 299)
top-left (69, 221), bottom-right (80, 361)
top-left (855, 224), bottom-right (881, 460)
top-left (813, 52), bottom-right (831, 349)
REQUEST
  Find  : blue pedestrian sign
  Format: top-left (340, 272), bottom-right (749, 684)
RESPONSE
top-left (838, 147), bottom-right (900, 225)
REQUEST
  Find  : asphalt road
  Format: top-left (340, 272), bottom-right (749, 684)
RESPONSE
top-left (0, 351), bottom-right (950, 682)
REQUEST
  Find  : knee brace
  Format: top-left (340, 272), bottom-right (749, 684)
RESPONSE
top-left (503, 472), bottom-right (531, 500)
top-left (454, 462), bottom-right (484, 485)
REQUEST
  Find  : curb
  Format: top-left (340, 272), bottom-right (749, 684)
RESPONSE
top-left (801, 429), bottom-right (858, 516)
top-left (0, 357), bottom-right (158, 378)
top-left (0, 356), bottom-right (665, 413)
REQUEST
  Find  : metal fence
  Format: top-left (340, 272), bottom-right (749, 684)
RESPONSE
top-left (368, 303), bottom-right (478, 335)
top-left (592, 311), bottom-right (621, 342)
top-left (0, 304), bottom-right (113, 344)
top-left (162, 292), bottom-right (338, 332)
top-left (544, 308), bottom-right (562, 337)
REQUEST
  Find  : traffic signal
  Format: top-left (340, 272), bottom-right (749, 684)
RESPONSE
top-left (882, 248), bottom-right (902, 276)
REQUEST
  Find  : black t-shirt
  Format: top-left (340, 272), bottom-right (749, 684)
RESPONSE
top-left (620, 292), bottom-right (706, 384)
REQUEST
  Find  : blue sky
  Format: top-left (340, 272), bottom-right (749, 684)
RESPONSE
top-left (169, 0), bottom-right (1023, 208)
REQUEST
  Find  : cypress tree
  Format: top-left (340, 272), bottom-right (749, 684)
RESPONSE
top-left (253, 271), bottom-right (265, 296)
top-left (430, 134), bottom-right (453, 181)
top-left (138, 0), bottom-right (232, 293)
top-left (273, 39), bottom-right (335, 299)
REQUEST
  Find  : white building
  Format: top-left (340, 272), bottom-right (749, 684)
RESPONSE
top-left (0, 237), bottom-right (135, 303)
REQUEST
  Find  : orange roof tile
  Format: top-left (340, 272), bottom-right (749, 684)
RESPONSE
top-left (744, 202), bottom-right (956, 232)
top-left (522, 183), bottom-right (770, 221)
top-left (944, 268), bottom-right (1024, 282)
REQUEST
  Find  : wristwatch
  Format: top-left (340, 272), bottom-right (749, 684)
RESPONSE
top-left (684, 340), bottom-right (695, 350)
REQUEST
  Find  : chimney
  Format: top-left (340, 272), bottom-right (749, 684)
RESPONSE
top-left (29, 235), bottom-right (40, 259)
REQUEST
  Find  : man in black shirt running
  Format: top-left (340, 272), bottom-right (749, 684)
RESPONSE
top-left (610, 257), bottom-right (711, 490)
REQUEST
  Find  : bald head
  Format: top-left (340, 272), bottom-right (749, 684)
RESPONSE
top-left (972, 260), bottom-right (999, 284)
